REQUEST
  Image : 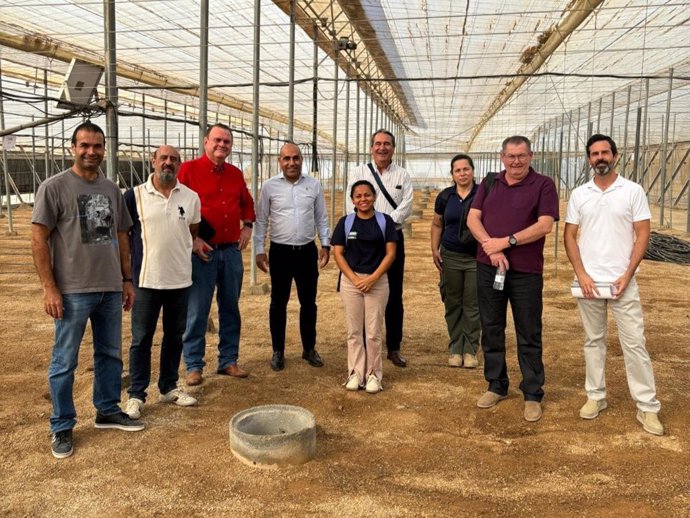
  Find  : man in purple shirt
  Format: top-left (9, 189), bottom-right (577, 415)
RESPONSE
top-left (467, 135), bottom-right (559, 422)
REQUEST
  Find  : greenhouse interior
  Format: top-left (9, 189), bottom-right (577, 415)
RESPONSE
top-left (1, 0), bottom-right (689, 232)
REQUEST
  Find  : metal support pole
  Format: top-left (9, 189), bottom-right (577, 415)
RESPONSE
top-left (44, 69), bottom-right (50, 179)
top-left (141, 93), bottom-right (147, 179)
top-left (250, 0), bottom-right (261, 286)
top-left (343, 76), bottom-right (350, 215)
top-left (659, 68), bottom-right (673, 226)
top-left (0, 64), bottom-right (14, 231)
top-left (311, 23), bottom-right (319, 174)
top-left (61, 119), bottom-right (65, 171)
top-left (640, 78), bottom-right (650, 189)
top-left (183, 103), bottom-right (188, 159)
top-left (623, 85), bottom-right (631, 177)
top-left (330, 50), bottom-right (339, 227)
top-left (362, 90), bottom-right (368, 164)
top-left (104, 0), bottom-right (119, 183)
top-left (609, 91), bottom-right (615, 138)
top-left (356, 79), bottom-right (361, 167)
top-left (632, 107), bottom-right (642, 184)
top-left (287, 0), bottom-right (296, 140)
top-left (163, 97), bottom-right (168, 144)
top-left (199, 0), bottom-right (209, 153)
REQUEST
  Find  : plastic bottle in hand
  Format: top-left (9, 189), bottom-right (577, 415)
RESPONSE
top-left (493, 266), bottom-right (506, 291)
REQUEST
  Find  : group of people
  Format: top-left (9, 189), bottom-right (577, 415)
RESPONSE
top-left (431, 134), bottom-right (663, 433)
top-left (31, 121), bottom-right (663, 460)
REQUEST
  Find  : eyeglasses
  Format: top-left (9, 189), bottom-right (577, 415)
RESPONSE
top-left (503, 153), bottom-right (530, 162)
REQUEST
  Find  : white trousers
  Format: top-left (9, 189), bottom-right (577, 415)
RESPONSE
top-left (576, 278), bottom-right (660, 413)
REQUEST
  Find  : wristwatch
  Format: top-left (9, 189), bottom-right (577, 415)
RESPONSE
top-left (508, 235), bottom-right (518, 247)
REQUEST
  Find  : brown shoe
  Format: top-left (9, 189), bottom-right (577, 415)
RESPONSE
top-left (387, 350), bottom-right (407, 368)
top-left (524, 401), bottom-right (543, 422)
top-left (218, 364), bottom-right (249, 378)
top-left (186, 370), bottom-right (203, 386)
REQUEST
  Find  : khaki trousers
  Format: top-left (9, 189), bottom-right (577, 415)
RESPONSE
top-left (340, 273), bottom-right (389, 385)
top-left (577, 278), bottom-right (660, 413)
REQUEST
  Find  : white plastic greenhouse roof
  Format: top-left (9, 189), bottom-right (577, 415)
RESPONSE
top-left (1, 0), bottom-right (689, 157)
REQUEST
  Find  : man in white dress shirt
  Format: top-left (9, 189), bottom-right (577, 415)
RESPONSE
top-left (254, 142), bottom-right (331, 371)
top-left (346, 129), bottom-right (413, 367)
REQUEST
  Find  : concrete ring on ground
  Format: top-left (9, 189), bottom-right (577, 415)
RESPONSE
top-left (229, 404), bottom-right (316, 468)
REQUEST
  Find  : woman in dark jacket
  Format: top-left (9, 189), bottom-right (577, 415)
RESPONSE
top-left (430, 154), bottom-right (481, 368)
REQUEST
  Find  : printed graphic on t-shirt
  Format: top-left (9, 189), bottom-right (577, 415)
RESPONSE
top-left (78, 194), bottom-right (113, 245)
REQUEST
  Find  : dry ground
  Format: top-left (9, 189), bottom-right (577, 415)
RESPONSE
top-left (1, 193), bottom-right (689, 518)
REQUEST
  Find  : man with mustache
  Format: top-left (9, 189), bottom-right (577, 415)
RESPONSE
top-left (564, 134), bottom-right (663, 436)
top-left (123, 145), bottom-right (201, 419)
top-left (254, 142), bottom-right (331, 371)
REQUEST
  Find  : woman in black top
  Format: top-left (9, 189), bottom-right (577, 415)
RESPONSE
top-left (332, 180), bottom-right (397, 393)
top-left (430, 154), bottom-right (481, 368)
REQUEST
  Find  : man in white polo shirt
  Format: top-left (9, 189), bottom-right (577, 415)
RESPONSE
top-left (564, 134), bottom-right (663, 436)
top-left (123, 145), bottom-right (201, 419)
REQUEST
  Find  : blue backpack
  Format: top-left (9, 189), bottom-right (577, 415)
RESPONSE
top-left (343, 211), bottom-right (387, 243)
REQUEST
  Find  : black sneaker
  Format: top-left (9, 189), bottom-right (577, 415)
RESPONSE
top-left (95, 411), bottom-right (145, 432)
top-left (51, 429), bottom-right (74, 459)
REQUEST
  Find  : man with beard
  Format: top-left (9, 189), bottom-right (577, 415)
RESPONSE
top-left (254, 142), bottom-right (331, 371)
top-left (32, 121), bottom-right (142, 459)
top-left (123, 145), bottom-right (201, 419)
top-left (564, 134), bottom-right (663, 435)
top-left (178, 124), bottom-right (255, 385)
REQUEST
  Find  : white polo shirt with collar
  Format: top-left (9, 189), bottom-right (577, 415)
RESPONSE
top-left (565, 174), bottom-right (651, 282)
top-left (130, 176), bottom-right (201, 289)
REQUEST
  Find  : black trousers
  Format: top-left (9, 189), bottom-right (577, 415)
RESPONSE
top-left (385, 229), bottom-right (405, 352)
top-left (476, 262), bottom-right (544, 402)
top-left (268, 241), bottom-right (318, 353)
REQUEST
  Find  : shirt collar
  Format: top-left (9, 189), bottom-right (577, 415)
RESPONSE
top-left (586, 173), bottom-right (623, 193)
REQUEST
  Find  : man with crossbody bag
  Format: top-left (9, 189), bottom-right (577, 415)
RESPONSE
top-left (346, 129), bottom-right (413, 367)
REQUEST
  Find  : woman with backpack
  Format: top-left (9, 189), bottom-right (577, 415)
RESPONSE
top-left (332, 180), bottom-right (398, 393)
top-left (430, 154), bottom-right (481, 368)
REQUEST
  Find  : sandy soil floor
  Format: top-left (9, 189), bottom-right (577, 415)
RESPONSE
top-left (1, 193), bottom-right (689, 518)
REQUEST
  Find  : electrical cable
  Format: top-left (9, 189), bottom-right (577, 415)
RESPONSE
top-left (644, 232), bottom-right (690, 265)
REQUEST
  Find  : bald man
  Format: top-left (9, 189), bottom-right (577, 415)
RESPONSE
top-left (123, 145), bottom-right (201, 420)
top-left (254, 142), bottom-right (331, 371)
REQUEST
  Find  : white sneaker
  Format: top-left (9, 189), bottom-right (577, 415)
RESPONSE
top-left (345, 373), bottom-right (361, 391)
top-left (125, 397), bottom-right (144, 419)
top-left (160, 388), bottom-right (197, 407)
top-left (365, 374), bottom-right (382, 394)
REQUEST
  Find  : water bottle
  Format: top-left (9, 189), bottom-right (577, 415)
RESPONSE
top-left (493, 266), bottom-right (506, 291)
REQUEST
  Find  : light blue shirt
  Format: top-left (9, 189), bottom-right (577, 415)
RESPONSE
top-left (254, 174), bottom-right (330, 254)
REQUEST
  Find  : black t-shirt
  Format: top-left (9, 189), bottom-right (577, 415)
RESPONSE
top-left (332, 212), bottom-right (398, 274)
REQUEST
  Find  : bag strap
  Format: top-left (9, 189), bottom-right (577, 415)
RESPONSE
top-left (367, 163), bottom-right (398, 210)
top-left (484, 172), bottom-right (498, 196)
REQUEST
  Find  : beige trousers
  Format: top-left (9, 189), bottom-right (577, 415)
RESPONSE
top-left (339, 273), bottom-right (389, 386)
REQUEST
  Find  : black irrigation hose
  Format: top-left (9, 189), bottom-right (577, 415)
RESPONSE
top-left (644, 232), bottom-right (690, 265)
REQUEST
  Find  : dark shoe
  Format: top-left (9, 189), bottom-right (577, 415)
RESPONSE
top-left (95, 411), bottom-right (145, 432)
top-left (186, 370), bottom-right (203, 386)
top-left (218, 364), bottom-right (249, 378)
top-left (51, 429), bottom-right (73, 459)
top-left (270, 351), bottom-right (285, 371)
top-left (302, 349), bottom-right (324, 367)
top-left (387, 350), bottom-right (407, 368)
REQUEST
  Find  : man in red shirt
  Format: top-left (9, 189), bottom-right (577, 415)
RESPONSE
top-left (178, 124), bottom-right (255, 385)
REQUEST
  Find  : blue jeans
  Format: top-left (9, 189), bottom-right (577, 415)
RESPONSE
top-left (183, 247), bottom-right (243, 373)
top-left (49, 292), bottom-right (123, 433)
top-left (129, 286), bottom-right (190, 402)
top-left (477, 262), bottom-right (545, 402)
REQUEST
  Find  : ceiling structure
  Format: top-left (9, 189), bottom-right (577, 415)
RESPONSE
top-left (0, 0), bottom-right (689, 165)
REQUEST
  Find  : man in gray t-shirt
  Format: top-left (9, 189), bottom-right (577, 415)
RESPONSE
top-left (31, 121), bottom-right (144, 459)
